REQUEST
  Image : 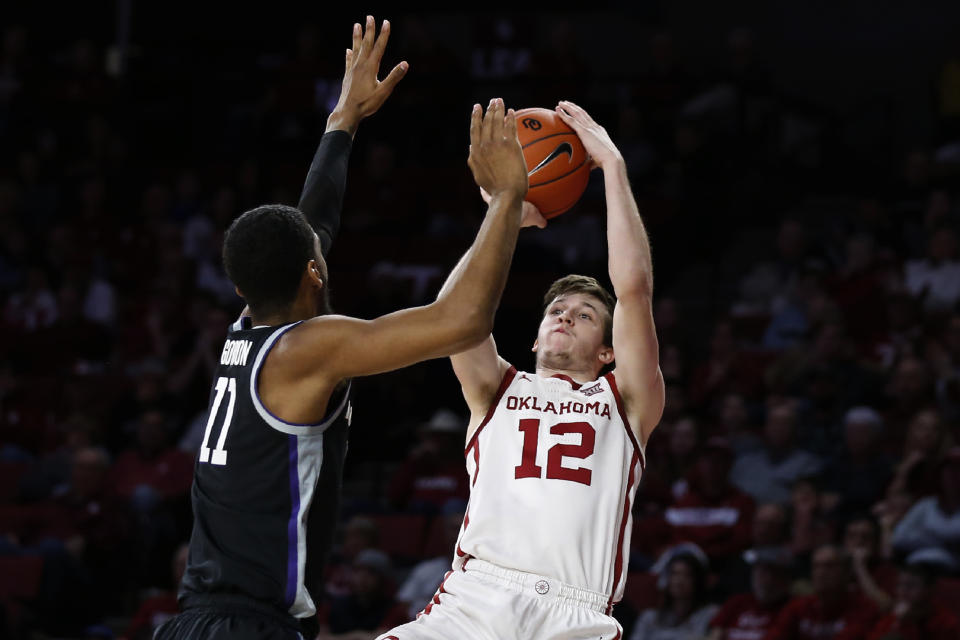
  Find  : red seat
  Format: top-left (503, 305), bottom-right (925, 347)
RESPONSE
top-left (622, 571), bottom-right (660, 611)
top-left (0, 555), bottom-right (44, 625)
top-left (371, 515), bottom-right (428, 561)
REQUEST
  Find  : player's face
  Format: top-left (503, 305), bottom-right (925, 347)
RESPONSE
top-left (534, 293), bottom-right (612, 374)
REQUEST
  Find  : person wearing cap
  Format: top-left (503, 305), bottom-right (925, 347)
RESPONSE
top-left (319, 549), bottom-right (403, 639)
top-left (387, 409), bottom-right (470, 513)
top-left (663, 437), bottom-right (756, 568)
top-left (708, 547), bottom-right (793, 640)
top-left (866, 559), bottom-right (960, 640)
top-left (890, 446), bottom-right (960, 568)
top-left (764, 544), bottom-right (878, 640)
top-left (629, 548), bottom-right (719, 640)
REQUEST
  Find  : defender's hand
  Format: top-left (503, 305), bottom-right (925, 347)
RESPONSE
top-left (479, 188), bottom-right (546, 228)
top-left (555, 100), bottom-right (623, 171)
top-left (467, 98), bottom-right (528, 200)
top-left (328, 16), bottom-right (408, 135)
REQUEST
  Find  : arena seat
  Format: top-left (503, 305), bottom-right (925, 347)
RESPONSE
top-left (371, 514), bottom-right (428, 562)
top-left (0, 555), bottom-right (44, 626)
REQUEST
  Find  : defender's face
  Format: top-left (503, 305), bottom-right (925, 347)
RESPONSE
top-left (535, 293), bottom-right (611, 372)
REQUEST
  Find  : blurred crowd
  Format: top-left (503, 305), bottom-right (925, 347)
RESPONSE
top-left (2, 8), bottom-right (960, 640)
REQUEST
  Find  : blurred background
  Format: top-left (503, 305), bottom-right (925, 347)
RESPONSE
top-left (2, 2), bottom-right (960, 639)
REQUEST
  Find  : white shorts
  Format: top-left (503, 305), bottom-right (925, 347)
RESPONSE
top-left (376, 558), bottom-right (623, 640)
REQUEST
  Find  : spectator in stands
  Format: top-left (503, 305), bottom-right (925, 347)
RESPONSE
top-left (325, 516), bottom-right (380, 599)
top-left (822, 407), bottom-right (892, 513)
top-left (866, 559), bottom-right (960, 640)
top-left (789, 477), bottom-right (836, 559)
top-left (111, 408), bottom-right (192, 504)
top-left (320, 549), bottom-right (404, 640)
top-left (730, 400), bottom-right (822, 505)
top-left (120, 543), bottom-right (188, 640)
top-left (387, 409), bottom-right (470, 514)
top-left (665, 438), bottom-right (755, 566)
top-left (844, 515), bottom-right (896, 612)
top-left (904, 226), bottom-right (960, 312)
top-left (934, 313), bottom-right (960, 423)
top-left (715, 393), bottom-right (761, 455)
top-left (891, 447), bottom-right (960, 568)
top-left (765, 544), bottom-right (878, 640)
top-left (630, 546), bottom-right (719, 640)
top-left (391, 504), bottom-right (464, 622)
top-left (888, 407), bottom-right (949, 499)
top-left (708, 547), bottom-right (793, 640)
top-left (719, 502), bottom-right (791, 594)
top-left (110, 407), bottom-right (192, 586)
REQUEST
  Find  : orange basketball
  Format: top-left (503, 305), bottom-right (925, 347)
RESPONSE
top-left (515, 107), bottom-right (590, 219)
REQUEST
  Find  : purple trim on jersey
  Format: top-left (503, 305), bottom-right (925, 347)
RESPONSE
top-left (253, 322), bottom-right (329, 427)
top-left (285, 435), bottom-right (300, 608)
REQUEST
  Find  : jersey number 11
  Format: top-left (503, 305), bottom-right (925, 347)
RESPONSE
top-left (198, 376), bottom-right (237, 466)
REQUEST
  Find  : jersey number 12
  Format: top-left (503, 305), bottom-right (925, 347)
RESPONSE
top-left (199, 376), bottom-right (237, 466)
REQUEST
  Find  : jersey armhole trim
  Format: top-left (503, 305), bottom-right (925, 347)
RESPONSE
top-left (604, 371), bottom-right (646, 472)
top-left (463, 365), bottom-right (517, 456)
top-left (250, 322), bottom-right (351, 436)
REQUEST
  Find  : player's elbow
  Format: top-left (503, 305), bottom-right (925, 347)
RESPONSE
top-left (435, 301), bottom-right (493, 349)
top-left (459, 305), bottom-right (495, 343)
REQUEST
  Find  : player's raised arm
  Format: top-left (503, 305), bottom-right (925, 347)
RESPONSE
top-left (281, 99), bottom-right (528, 384)
top-left (298, 16), bottom-right (407, 257)
top-left (556, 100), bottom-right (665, 444)
top-left (446, 193), bottom-right (545, 416)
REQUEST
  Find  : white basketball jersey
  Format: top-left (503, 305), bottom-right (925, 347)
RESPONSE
top-left (454, 367), bottom-right (645, 611)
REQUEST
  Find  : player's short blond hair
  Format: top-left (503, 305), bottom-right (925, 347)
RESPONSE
top-left (542, 275), bottom-right (616, 347)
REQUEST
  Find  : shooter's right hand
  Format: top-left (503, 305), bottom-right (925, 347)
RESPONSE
top-left (467, 98), bottom-right (528, 201)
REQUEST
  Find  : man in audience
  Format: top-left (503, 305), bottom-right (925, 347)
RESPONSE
top-left (765, 544), bottom-right (878, 640)
top-left (708, 546), bottom-right (793, 640)
top-left (866, 558), bottom-right (960, 640)
top-left (730, 400), bottom-right (822, 505)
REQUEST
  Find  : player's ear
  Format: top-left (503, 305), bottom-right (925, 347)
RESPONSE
top-left (306, 260), bottom-right (324, 289)
top-left (531, 338), bottom-right (539, 353)
top-left (598, 346), bottom-right (614, 364)
top-left (235, 286), bottom-right (244, 298)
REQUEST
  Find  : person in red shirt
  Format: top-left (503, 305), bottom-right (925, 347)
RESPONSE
top-left (867, 561), bottom-right (960, 640)
top-left (110, 408), bottom-right (193, 503)
top-left (387, 409), bottom-right (470, 513)
top-left (765, 544), bottom-right (879, 640)
top-left (709, 547), bottom-right (793, 640)
top-left (664, 438), bottom-right (756, 566)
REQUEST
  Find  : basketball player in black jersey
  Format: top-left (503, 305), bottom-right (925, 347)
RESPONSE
top-left (155, 16), bottom-right (532, 640)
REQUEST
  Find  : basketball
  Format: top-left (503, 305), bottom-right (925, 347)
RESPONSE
top-left (515, 107), bottom-right (590, 219)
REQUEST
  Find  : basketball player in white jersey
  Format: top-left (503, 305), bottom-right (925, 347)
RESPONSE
top-left (377, 101), bottom-right (665, 640)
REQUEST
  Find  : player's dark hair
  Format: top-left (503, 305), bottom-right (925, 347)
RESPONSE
top-left (223, 205), bottom-right (316, 316)
top-left (542, 274), bottom-right (616, 347)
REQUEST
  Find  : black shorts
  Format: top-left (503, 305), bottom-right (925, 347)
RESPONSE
top-left (155, 596), bottom-right (305, 640)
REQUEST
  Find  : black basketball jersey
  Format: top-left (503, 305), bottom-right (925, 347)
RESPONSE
top-left (180, 317), bottom-right (352, 620)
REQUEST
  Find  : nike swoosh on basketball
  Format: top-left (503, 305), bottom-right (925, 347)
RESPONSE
top-left (528, 142), bottom-right (574, 176)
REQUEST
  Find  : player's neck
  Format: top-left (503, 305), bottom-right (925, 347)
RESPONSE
top-left (534, 363), bottom-right (600, 384)
top-left (250, 299), bottom-right (316, 328)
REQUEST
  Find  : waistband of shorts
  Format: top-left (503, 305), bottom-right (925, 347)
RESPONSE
top-left (179, 593), bottom-right (303, 631)
top-left (461, 557), bottom-right (609, 613)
